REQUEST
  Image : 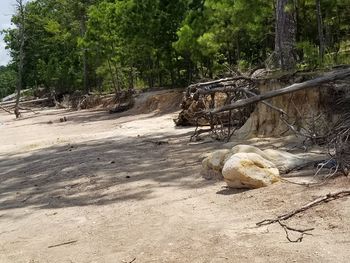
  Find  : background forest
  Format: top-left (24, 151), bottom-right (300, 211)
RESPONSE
top-left (0, 0), bottom-right (349, 99)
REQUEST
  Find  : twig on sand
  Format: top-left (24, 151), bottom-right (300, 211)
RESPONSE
top-left (48, 240), bottom-right (78, 249)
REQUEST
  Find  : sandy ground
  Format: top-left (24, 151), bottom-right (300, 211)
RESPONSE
top-left (1, 106), bottom-right (350, 263)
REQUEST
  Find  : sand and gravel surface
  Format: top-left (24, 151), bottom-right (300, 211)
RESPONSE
top-left (1, 103), bottom-right (349, 263)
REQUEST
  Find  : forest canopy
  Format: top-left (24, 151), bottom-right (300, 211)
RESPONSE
top-left (1, 0), bottom-right (350, 99)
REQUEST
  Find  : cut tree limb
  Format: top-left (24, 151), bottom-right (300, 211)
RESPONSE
top-left (212, 68), bottom-right (350, 113)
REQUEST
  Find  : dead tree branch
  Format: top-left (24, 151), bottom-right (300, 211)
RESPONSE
top-left (0, 98), bottom-right (50, 107)
top-left (189, 76), bottom-right (255, 89)
top-left (257, 190), bottom-right (350, 226)
top-left (239, 88), bottom-right (287, 115)
top-left (0, 105), bottom-right (13, 114)
top-left (256, 190), bottom-right (350, 242)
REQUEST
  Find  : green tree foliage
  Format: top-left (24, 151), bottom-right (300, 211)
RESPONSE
top-left (2, 0), bottom-right (350, 95)
top-left (0, 65), bottom-right (17, 99)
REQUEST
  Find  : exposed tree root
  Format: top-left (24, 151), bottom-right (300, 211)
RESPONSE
top-left (212, 68), bottom-right (350, 113)
top-left (177, 68), bottom-right (350, 142)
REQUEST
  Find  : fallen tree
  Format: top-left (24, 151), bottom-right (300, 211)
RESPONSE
top-left (176, 68), bottom-right (350, 141)
top-left (0, 98), bottom-right (53, 115)
top-left (0, 97), bottom-right (51, 107)
top-left (212, 68), bottom-right (350, 114)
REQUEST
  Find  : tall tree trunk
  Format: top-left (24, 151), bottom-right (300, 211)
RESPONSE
top-left (275, 0), bottom-right (297, 70)
top-left (112, 62), bottom-right (120, 91)
top-left (15, 0), bottom-right (25, 118)
top-left (156, 52), bottom-right (162, 87)
top-left (107, 58), bottom-right (117, 92)
top-left (128, 67), bottom-right (134, 90)
top-left (83, 49), bottom-right (88, 93)
top-left (316, 0), bottom-right (325, 61)
top-left (80, 17), bottom-right (88, 94)
top-left (108, 33), bottom-right (121, 91)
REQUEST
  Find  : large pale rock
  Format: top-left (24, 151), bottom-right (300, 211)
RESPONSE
top-left (222, 153), bottom-right (280, 189)
top-left (202, 149), bottom-right (231, 172)
top-left (230, 145), bottom-right (307, 173)
top-left (230, 145), bottom-right (268, 159)
top-left (201, 149), bottom-right (231, 180)
top-left (262, 149), bottom-right (307, 173)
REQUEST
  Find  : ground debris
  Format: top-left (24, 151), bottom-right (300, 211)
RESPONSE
top-left (143, 139), bottom-right (169, 146)
top-left (48, 240), bottom-right (78, 249)
top-left (122, 258), bottom-right (136, 263)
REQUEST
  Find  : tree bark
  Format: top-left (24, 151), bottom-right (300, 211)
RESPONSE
top-left (107, 58), bottom-right (117, 92)
top-left (275, 0), bottom-right (297, 70)
top-left (14, 0), bottom-right (25, 118)
top-left (80, 10), bottom-right (88, 94)
top-left (316, 0), bottom-right (325, 61)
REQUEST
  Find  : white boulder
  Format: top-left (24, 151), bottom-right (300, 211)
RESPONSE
top-left (262, 148), bottom-right (307, 173)
top-left (222, 152), bottom-right (281, 189)
top-left (202, 149), bottom-right (231, 172)
top-left (201, 149), bottom-right (231, 180)
top-left (230, 145), bottom-right (307, 173)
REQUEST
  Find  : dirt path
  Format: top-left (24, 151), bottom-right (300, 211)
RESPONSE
top-left (0, 108), bottom-right (350, 263)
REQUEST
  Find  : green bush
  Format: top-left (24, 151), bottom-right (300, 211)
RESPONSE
top-left (297, 41), bottom-right (320, 70)
top-left (0, 66), bottom-right (17, 99)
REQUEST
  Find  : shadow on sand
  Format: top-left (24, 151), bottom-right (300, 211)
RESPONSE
top-left (0, 131), bottom-right (224, 212)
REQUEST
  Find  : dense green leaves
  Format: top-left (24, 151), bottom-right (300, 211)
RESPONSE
top-left (1, 0), bottom-right (349, 96)
top-left (0, 65), bottom-right (17, 99)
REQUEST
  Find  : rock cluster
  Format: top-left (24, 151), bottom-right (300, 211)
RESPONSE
top-left (202, 144), bottom-right (307, 189)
